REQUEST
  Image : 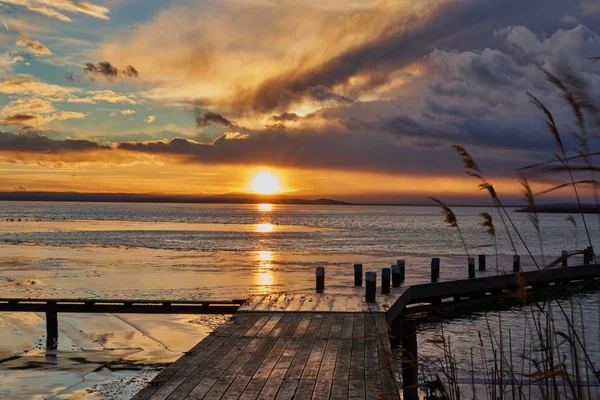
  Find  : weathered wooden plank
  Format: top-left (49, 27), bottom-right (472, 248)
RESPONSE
top-left (239, 378), bottom-right (267, 400)
top-left (315, 294), bottom-right (334, 312)
top-left (348, 339), bottom-right (366, 400)
top-left (257, 314), bottom-right (283, 337)
top-left (268, 313), bottom-right (294, 338)
top-left (253, 293), bottom-right (281, 311)
top-left (185, 376), bottom-right (218, 399)
top-left (202, 375), bottom-right (237, 399)
top-left (269, 339), bottom-right (302, 380)
top-left (253, 338), bottom-right (290, 379)
top-left (312, 338), bottom-right (340, 399)
top-left (284, 294), bottom-right (306, 311)
top-left (378, 339), bottom-right (399, 399)
top-left (331, 294), bottom-right (349, 312)
top-left (299, 294), bottom-right (319, 311)
top-left (239, 295), bottom-right (266, 312)
top-left (316, 314), bottom-right (334, 339)
top-left (364, 313), bottom-right (377, 339)
top-left (353, 313), bottom-right (365, 339)
top-left (205, 337), bottom-right (253, 378)
top-left (256, 377), bottom-right (283, 400)
top-left (274, 378), bottom-right (299, 400)
top-left (271, 293), bottom-right (292, 312)
top-left (333, 339), bottom-right (352, 382)
top-left (364, 339), bottom-right (383, 399)
top-left (341, 314), bottom-right (355, 339)
top-left (231, 314), bottom-right (263, 337)
top-left (304, 314), bottom-right (323, 339)
top-left (222, 337), bottom-right (266, 378)
top-left (292, 379), bottom-right (316, 400)
top-left (221, 376), bottom-right (251, 400)
top-left (244, 315), bottom-right (272, 337)
top-left (285, 339), bottom-right (315, 379)
top-left (292, 314), bottom-right (312, 338)
top-left (345, 295), bottom-right (362, 312)
top-left (330, 379), bottom-right (349, 400)
top-left (280, 313), bottom-right (302, 338)
top-left (329, 314), bottom-right (345, 339)
top-left (301, 339), bottom-right (327, 380)
top-left (239, 338), bottom-right (278, 378)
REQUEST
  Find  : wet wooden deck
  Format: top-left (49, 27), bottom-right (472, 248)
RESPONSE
top-left (133, 311), bottom-right (400, 400)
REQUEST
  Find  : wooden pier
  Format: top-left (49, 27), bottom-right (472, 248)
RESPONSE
top-left (132, 263), bottom-right (600, 400)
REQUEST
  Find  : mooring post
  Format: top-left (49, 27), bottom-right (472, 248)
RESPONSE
top-left (478, 254), bottom-right (486, 271)
top-left (365, 272), bottom-right (376, 302)
top-left (397, 259), bottom-right (406, 282)
top-left (392, 263), bottom-right (401, 287)
top-left (382, 268), bottom-right (391, 294)
top-left (513, 255), bottom-right (521, 272)
top-left (316, 267), bottom-right (325, 292)
top-left (354, 263), bottom-right (363, 286)
top-left (584, 246), bottom-right (593, 265)
top-left (468, 257), bottom-right (475, 279)
top-left (46, 311), bottom-right (58, 349)
top-left (401, 319), bottom-right (418, 400)
top-left (431, 258), bottom-right (440, 283)
top-left (562, 250), bottom-right (568, 267)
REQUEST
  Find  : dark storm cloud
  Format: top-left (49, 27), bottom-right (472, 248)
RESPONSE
top-left (0, 132), bottom-right (110, 153)
top-left (270, 112), bottom-right (301, 122)
top-left (84, 62), bottom-right (140, 80)
top-left (195, 111), bottom-right (238, 128)
top-left (305, 85), bottom-right (353, 104)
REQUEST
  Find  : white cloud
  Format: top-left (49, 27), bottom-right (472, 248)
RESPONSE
top-left (0, 0), bottom-right (110, 22)
top-left (120, 109), bottom-right (136, 115)
top-left (145, 115), bottom-right (155, 123)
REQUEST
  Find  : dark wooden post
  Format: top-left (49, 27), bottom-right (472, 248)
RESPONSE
top-left (584, 246), bottom-right (593, 265)
top-left (382, 268), bottom-right (391, 294)
top-left (398, 259), bottom-right (406, 282)
top-left (513, 255), bottom-right (521, 272)
top-left (468, 257), bottom-right (475, 279)
top-left (478, 254), bottom-right (486, 271)
top-left (46, 311), bottom-right (58, 349)
top-left (392, 264), bottom-right (401, 287)
top-left (354, 263), bottom-right (363, 286)
top-left (316, 267), bottom-right (325, 292)
top-left (365, 272), bottom-right (376, 302)
top-left (431, 258), bottom-right (440, 283)
top-left (562, 250), bottom-right (568, 267)
top-left (401, 319), bottom-right (418, 400)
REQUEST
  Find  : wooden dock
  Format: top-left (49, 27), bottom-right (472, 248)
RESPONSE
top-left (133, 262), bottom-right (600, 400)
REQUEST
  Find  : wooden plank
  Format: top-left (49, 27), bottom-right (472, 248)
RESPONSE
top-left (353, 313), bottom-right (365, 339)
top-left (232, 314), bottom-right (262, 337)
top-left (284, 294), bottom-right (306, 311)
top-left (239, 338), bottom-right (279, 378)
top-left (312, 338), bottom-right (340, 399)
top-left (270, 339), bottom-right (302, 380)
top-left (292, 314), bottom-right (312, 338)
top-left (205, 337), bottom-right (253, 378)
top-left (346, 295), bottom-right (362, 312)
top-left (222, 337), bottom-right (266, 378)
top-left (185, 377), bottom-right (218, 399)
top-left (331, 295), bottom-right (349, 312)
top-left (316, 314), bottom-right (334, 339)
top-left (239, 378), bottom-right (267, 400)
top-left (378, 339), bottom-right (399, 399)
top-left (364, 339), bottom-right (383, 399)
top-left (202, 375), bottom-right (237, 399)
top-left (256, 377), bottom-right (283, 400)
top-left (304, 314), bottom-right (323, 339)
top-left (301, 339), bottom-right (327, 380)
top-left (280, 313), bottom-right (303, 338)
top-left (244, 315), bottom-right (272, 337)
top-left (364, 313), bottom-right (377, 339)
top-left (257, 314), bottom-right (283, 337)
top-left (268, 313), bottom-right (294, 338)
top-left (253, 293), bottom-right (281, 311)
top-left (315, 294), bottom-right (334, 312)
top-left (329, 314), bottom-right (345, 339)
top-left (330, 380), bottom-right (349, 400)
top-left (286, 339), bottom-right (315, 379)
top-left (222, 376), bottom-right (251, 400)
top-left (274, 378), bottom-right (299, 400)
top-left (348, 339), bottom-right (366, 400)
top-left (239, 295), bottom-right (266, 312)
top-left (253, 338), bottom-right (290, 379)
top-left (269, 293), bottom-right (292, 312)
top-left (293, 379), bottom-right (316, 400)
top-left (333, 339), bottom-right (352, 382)
top-left (341, 314), bottom-right (355, 339)
top-left (299, 294), bottom-right (319, 311)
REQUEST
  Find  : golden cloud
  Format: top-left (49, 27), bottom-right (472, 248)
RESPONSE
top-left (0, 0), bottom-right (110, 22)
top-left (15, 39), bottom-right (52, 55)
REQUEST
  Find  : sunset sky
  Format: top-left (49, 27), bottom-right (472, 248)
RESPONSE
top-left (0, 0), bottom-right (599, 203)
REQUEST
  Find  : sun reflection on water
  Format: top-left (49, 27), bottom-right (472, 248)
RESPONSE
top-left (256, 250), bottom-right (274, 287)
top-left (258, 203), bottom-right (273, 212)
top-left (255, 223), bottom-right (274, 233)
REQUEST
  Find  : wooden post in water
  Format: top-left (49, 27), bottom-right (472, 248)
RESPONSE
top-left (46, 311), bottom-right (58, 349)
top-left (354, 263), bottom-right (363, 286)
top-left (365, 272), bottom-right (376, 302)
top-left (392, 264), bottom-right (401, 287)
top-left (401, 319), bottom-right (418, 400)
top-left (397, 259), bottom-right (406, 282)
top-left (382, 268), bottom-right (391, 294)
top-left (468, 257), bottom-right (475, 279)
top-left (562, 250), bottom-right (568, 267)
top-left (513, 255), bottom-right (521, 272)
top-left (316, 267), bottom-right (325, 292)
top-left (478, 254), bottom-right (486, 271)
top-left (584, 247), bottom-right (593, 265)
top-left (431, 258), bottom-right (440, 283)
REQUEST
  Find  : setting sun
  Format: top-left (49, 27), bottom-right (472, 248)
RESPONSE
top-left (250, 171), bottom-right (282, 195)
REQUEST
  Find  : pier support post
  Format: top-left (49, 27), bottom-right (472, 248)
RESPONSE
top-left (478, 254), bottom-right (486, 271)
top-left (562, 250), bottom-right (568, 267)
top-left (431, 258), bottom-right (440, 283)
top-left (401, 319), bottom-right (418, 400)
top-left (354, 264), bottom-right (363, 286)
top-left (46, 311), bottom-right (58, 349)
top-left (584, 247), bottom-right (593, 265)
top-left (468, 257), bottom-right (475, 279)
top-left (397, 260), bottom-right (406, 282)
top-left (365, 272), bottom-right (376, 302)
top-left (392, 264), bottom-right (401, 287)
top-left (382, 268), bottom-right (391, 294)
top-left (316, 267), bottom-right (325, 292)
top-left (513, 255), bottom-right (521, 272)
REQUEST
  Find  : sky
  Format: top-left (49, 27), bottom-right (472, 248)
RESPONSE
top-left (0, 0), bottom-right (599, 204)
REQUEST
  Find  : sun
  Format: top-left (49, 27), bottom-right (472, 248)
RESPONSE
top-left (250, 171), bottom-right (282, 195)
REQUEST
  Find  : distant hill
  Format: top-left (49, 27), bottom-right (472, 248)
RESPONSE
top-left (0, 191), bottom-right (351, 206)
